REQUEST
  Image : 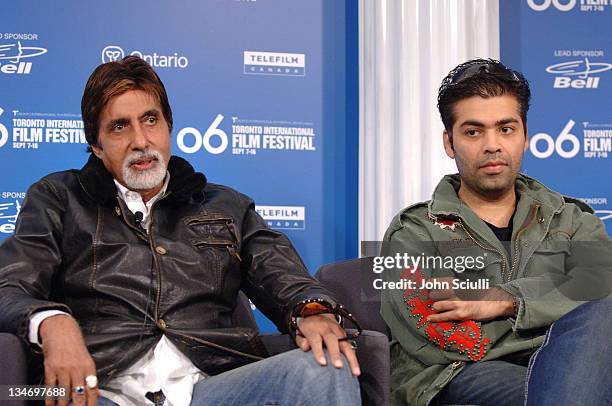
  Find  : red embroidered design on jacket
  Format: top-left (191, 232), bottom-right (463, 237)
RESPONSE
top-left (433, 217), bottom-right (458, 231)
top-left (401, 267), bottom-right (490, 361)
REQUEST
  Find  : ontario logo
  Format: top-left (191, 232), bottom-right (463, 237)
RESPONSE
top-left (243, 51), bottom-right (306, 76)
top-left (0, 41), bottom-right (48, 75)
top-left (101, 45), bottom-right (189, 68)
top-left (255, 206), bottom-right (305, 230)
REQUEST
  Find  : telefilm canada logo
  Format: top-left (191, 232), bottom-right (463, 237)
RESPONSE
top-left (255, 206), bottom-right (305, 230)
top-left (0, 35), bottom-right (48, 75)
top-left (527, 0), bottom-right (612, 12)
top-left (243, 51), bottom-right (306, 76)
top-left (546, 53), bottom-right (612, 89)
top-left (101, 45), bottom-right (189, 68)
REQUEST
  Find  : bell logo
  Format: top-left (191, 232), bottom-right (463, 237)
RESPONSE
top-left (0, 41), bottom-right (47, 75)
top-left (0, 108), bottom-right (8, 148)
top-left (554, 76), bottom-right (600, 88)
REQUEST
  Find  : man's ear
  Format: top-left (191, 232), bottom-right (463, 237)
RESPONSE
top-left (523, 126), bottom-right (529, 152)
top-left (443, 130), bottom-right (455, 159)
top-left (91, 144), bottom-right (103, 158)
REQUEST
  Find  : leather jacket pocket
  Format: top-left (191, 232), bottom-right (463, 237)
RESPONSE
top-left (191, 239), bottom-right (241, 292)
top-left (185, 215), bottom-right (238, 245)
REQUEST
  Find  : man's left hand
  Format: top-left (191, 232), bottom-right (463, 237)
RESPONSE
top-left (295, 314), bottom-right (361, 376)
top-left (425, 278), bottom-right (515, 322)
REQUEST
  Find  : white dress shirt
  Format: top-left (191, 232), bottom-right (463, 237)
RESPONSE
top-left (29, 174), bottom-right (207, 406)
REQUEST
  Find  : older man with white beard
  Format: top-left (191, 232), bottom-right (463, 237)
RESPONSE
top-left (0, 56), bottom-right (361, 406)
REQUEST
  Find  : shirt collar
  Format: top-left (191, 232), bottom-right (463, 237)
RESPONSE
top-left (113, 172), bottom-right (171, 206)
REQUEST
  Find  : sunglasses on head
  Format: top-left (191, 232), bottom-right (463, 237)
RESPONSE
top-left (445, 60), bottom-right (521, 87)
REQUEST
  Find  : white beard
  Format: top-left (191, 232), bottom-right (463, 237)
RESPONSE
top-left (122, 149), bottom-right (167, 191)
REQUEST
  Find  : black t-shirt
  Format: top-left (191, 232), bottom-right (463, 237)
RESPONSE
top-left (484, 217), bottom-right (513, 256)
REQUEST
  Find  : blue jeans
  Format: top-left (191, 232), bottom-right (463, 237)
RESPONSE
top-left (97, 348), bottom-right (360, 405)
top-left (435, 299), bottom-right (612, 406)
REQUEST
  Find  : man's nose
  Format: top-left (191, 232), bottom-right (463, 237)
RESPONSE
top-left (131, 123), bottom-right (149, 150)
top-left (483, 130), bottom-right (502, 154)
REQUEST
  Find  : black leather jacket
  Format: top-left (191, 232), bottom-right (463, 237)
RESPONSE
top-left (0, 155), bottom-right (337, 382)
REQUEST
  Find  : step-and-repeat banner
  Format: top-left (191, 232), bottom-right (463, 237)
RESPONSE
top-left (500, 0), bottom-right (612, 234)
top-left (0, 1), bottom-right (357, 331)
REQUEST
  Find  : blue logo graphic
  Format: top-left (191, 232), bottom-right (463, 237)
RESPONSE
top-left (546, 58), bottom-right (612, 79)
top-left (101, 45), bottom-right (125, 63)
top-left (0, 41), bottom-right (47, 63)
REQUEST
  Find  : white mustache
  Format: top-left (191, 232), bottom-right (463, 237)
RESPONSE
top-left (125, 150), bottom-right (162, 167)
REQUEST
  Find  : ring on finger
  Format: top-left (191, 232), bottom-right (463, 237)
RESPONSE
top-left (73, 386), bottom-right (86, 395)
top-left (85, 375), bottom-right (98, 389)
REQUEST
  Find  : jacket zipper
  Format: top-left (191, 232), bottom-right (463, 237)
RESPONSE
top-left (147, 205), bottom-right (163, 322)
top-left (507, 204), bottom-right (539, 282)
top-left (186, 217), bottom-right (235, 238)
top-left (117, 195), bottom-right (168, 322)
top-left (193, 240), bottom-right (242, 262)
top-left (457, 219), bottom-right (509, 280)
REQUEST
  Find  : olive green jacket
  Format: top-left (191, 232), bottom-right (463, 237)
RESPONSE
top-left (381, 174), bottom-right (612, 405)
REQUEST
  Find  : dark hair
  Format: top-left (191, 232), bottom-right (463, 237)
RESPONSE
top-left (81, 55), bottom-right (173, 152)
top-left (437, 58), bottom-right (531, 134)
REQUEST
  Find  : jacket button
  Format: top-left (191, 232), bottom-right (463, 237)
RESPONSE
top-left (115, 207), bottom-right (121, 216)
top-left (157, 319), bottom-right (167, 329)
top-left (155, 246), bottom-right (167, 255)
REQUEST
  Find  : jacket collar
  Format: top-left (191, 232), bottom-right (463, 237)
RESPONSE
top-left (78, 154), bottom-right (207, 207)
top-left (428, 173), bottom-right (565, 220)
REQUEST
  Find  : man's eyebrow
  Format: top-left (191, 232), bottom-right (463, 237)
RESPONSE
top-left (105, 117), bottom-right (129, 131)
top-left (459, 120), bottom-right (485, 127)
top-left (458, 118), bottom-right (520, 127)
top-left (495, 118), bottom-right (520, 126)
top-left (139, 109), bottom-right (161, 119)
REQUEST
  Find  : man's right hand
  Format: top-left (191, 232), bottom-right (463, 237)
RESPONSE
top-left (39, 315), bottom-right (98, 406)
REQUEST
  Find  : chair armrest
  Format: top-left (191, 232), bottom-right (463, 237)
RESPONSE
top-left (352, 330), bottom-right (390, 406)
top-left (259, 330), bottom-right (389, 406)
top-left (0, 333), bottom-right (28, 406)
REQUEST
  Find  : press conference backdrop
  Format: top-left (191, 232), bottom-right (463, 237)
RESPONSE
top-left (0, 1), bottom-right (358, 332)
top-left (500, 0), bottom-right (612, 233)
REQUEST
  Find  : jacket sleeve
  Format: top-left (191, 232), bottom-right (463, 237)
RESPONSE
top-left (237, 200), bottom-right (338, 333)
top-left (0, 179), bottom-right (72, 344)
top-left (379, 212), bottom-right (454, 365)
top-left (500, 208), bottom-right (612, 331)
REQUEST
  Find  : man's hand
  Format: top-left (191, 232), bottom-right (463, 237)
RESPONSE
top-left (39, 315), bottom-right (98, 406)
top-left (294, 314), bottom-right (361, 376)
top-left (425, 278), bottom-right (515, 322)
